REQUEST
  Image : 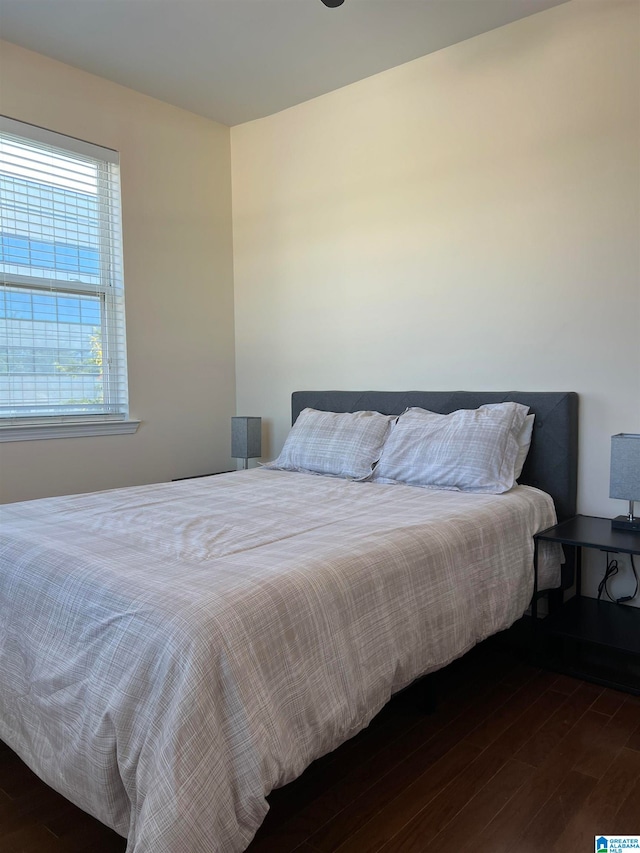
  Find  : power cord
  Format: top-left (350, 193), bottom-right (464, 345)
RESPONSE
top-left (597, 552), bottom-right (638, 603)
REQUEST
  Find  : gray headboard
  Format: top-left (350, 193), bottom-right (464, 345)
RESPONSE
top-left (292, 391), bottom-right (578, 522)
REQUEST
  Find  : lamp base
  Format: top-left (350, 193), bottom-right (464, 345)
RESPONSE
top-left (611, 515), bottom-right (640, 532)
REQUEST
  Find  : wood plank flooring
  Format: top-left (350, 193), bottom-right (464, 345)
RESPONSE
top-left (1, 636), bottom-right (638, 853)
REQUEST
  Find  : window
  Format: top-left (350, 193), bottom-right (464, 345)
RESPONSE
top-left (0, 116), bottom-right (137, 440)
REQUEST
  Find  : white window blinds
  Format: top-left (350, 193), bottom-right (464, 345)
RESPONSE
top-left (0, 116), bottom-right (129, 426)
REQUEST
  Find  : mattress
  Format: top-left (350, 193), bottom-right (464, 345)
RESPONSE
top-left (0, 468), bottom-right (561, 852)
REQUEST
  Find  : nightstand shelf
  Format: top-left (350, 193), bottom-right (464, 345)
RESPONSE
top-left (533, 515), bottom-right (640, 695)
top-left (543, 596), bottom-right (640, 656)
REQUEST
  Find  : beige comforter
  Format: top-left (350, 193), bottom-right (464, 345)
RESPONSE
top-left (0, 469), bottom-right (560, 852)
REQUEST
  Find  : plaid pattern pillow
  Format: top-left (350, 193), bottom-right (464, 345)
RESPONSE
top-left (514, 414), bottom-right (535, 480)
top-left (372, 402), bottom-right (530, 493)
top-left (267, 408), bottom-right (394, 480)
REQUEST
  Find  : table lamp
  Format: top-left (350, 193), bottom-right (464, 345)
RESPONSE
top-left (232, 416), bottom-right (262, 469)
top-left (610, 433), bottom-right (640, 531)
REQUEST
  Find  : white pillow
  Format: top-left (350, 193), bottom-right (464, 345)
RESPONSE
top-left (267, 408), bottom-right (394, 480)
top-left (514, 414), bottom-right (535, 480)
top-left (372, 402), bottom-right (530, 494)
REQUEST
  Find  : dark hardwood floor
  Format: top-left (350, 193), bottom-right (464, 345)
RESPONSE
top-left (1, 636), bottom-right (638, 853)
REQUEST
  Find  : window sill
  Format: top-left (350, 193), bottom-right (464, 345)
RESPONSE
top-left (0, 419), bottom-right (141, 442)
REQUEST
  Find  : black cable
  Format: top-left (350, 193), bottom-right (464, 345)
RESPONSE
top-left (597, 553), bottom-right (619, 602)
top-left (615, 553), bottom-right (638, 603)
top-left (598, 551), bottom-right (638, 603)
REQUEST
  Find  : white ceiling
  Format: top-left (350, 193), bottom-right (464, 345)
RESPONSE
top-left (0, 0), bottom-right (568, 126)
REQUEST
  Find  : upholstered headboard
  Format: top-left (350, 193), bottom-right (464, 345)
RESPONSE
top-left (292, 391), bottom-right (578, 522)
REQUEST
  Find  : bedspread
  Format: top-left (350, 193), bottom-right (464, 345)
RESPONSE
top-left (0, 469), bottom-right (560, 852)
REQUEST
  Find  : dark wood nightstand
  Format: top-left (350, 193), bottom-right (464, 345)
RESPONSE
top-left (533, 515), bottom-right (640, 694)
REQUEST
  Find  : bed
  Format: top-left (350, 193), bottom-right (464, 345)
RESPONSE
top-left (0, 390), bottom-right (578, 853)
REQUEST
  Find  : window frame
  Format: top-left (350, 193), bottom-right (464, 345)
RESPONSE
top-left (0, 116), bottom-right (139, 441)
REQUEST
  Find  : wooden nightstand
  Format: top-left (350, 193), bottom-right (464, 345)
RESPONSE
top-left (533, 515), bottom-right (640, 694)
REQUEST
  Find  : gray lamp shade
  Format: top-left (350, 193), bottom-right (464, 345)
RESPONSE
top-left (610, 433), bottom-right (640, 501)
top-left (232, 416), bottom-right (262, 460)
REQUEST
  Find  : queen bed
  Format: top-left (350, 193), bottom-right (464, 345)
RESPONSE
top-left (0, 390), bottom-right (578, 853)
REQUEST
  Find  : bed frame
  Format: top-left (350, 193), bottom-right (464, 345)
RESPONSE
top-left (293, 391), bottom-right (579, 708)
top-left (292, 390), bottom-right (579, 523)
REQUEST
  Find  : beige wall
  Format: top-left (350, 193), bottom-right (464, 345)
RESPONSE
top-left (0, 41), bottom-right (236, 501)
top-left (232, 0), bottom-right (640, 531)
